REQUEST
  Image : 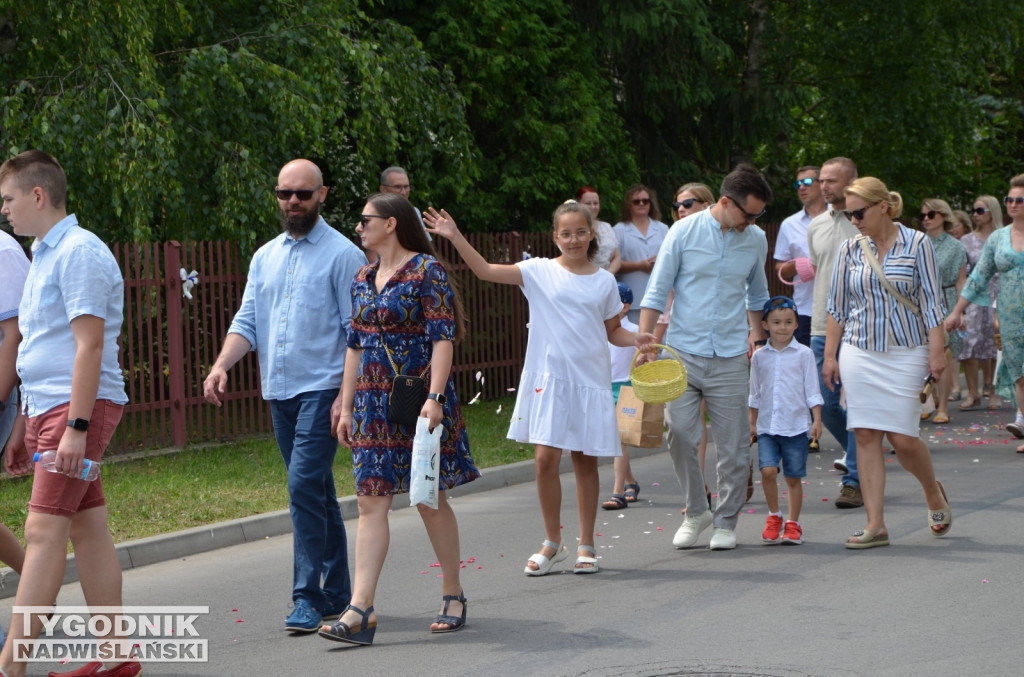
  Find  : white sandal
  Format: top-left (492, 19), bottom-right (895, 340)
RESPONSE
top-left (572, 544), bottom-right (599, 574)
top-left (524, 539), bottom-right (568, 576)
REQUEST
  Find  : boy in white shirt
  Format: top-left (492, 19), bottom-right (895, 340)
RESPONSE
top-left (602, 284), bottom-right (642, 509)
top-left (749, 296), bottom-right (823, 545)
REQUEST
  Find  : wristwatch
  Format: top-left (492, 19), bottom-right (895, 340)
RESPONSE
top-left (753, 339), bottom-right (768, 347)
top-left (425, 393), bottom-right (447, 406)
top-left (67, 418), bottom-right (90, 432)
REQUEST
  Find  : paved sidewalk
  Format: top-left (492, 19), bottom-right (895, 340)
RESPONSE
top-left (2, 402), bottom-right (1022, 676)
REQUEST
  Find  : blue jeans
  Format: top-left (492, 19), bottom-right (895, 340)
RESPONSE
top-left (757, 433), bottom-right (808, 478)
top-left (810, 336), bottom-right (858, 487)
top-left (270, 389), bottom-right (351, 611)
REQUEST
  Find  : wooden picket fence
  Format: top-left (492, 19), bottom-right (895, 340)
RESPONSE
top-left (108, 224), bottom-right (782, 454)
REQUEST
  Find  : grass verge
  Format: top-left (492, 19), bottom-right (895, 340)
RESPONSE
top-left (0, 396), bottom-right (530, 546)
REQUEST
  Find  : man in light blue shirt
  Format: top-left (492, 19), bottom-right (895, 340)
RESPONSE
top-left (639, 164), bottom-right (771, 551)
top-left (1, 150), bottom-right (131, 677)
top-left (204, 159), bottom-right (367, 634)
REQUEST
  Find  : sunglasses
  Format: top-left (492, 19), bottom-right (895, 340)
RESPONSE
top-left (672, 198), bottom-right (701, 211)
top-left (971, 207), bottom-right (990, 215)
top-left (358, 214), bottom-right (387, 227)
top-left (631, 198), bottom-right (651, 206)
top-left (1005, 196), bottom-right (1024, 205)
top-left (793, 177), bottom-right (817, 189)
top-left (842, 205), bottom-right (873, 221)
top-left (726, 195), bottom-right (766, 222)
top-left (274, 186), bottom-right (322, 201)
top-left (919, 210), bottom-right (939, 221)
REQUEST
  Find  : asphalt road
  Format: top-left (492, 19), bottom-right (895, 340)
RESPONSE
top-left (3, 404), bottom-right (1023, 677)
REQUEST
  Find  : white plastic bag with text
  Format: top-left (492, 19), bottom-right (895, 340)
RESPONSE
top-left (410, 416), bottom-right (442, 510)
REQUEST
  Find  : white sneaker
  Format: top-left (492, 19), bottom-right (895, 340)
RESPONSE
top-left (672, 509), bottom-right (712, 549)
top-left (833, 455), bottom-right (848, 474)
top-left (709, 527), bottom-right (737, 550)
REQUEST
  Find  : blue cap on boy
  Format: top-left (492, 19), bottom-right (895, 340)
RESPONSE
top-left (762, 295), bottom-right (797, 319)
top-left (617, 282), bottom-right (633, 306)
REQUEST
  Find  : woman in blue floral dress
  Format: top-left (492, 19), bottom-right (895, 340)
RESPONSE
top-left (947, 174), bottom-right (1024, 449)
top-left (321, 193), bottom-right (478, 646)
top-left (919, 199), bottom-right (966, 423)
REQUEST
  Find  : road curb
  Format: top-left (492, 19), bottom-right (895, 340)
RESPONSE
top-left (0, 445), bottom-right (668, 599)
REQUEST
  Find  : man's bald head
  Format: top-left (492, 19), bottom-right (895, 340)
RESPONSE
top-left (275, 159), bottom-right (327, 238)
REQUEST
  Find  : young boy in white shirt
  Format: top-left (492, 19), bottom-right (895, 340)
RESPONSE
top-left (749, 296), bottom-right (823, 545)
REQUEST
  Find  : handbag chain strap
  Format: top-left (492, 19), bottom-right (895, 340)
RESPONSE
top-left (370, 266), bottom-right (429, 379)
top-left (854, 235), bottom-right (920, 316)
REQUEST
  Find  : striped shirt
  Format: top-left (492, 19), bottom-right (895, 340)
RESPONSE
top-left (827, 222), bottom-right (944, 351)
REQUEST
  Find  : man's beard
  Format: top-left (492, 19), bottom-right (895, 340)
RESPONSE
top-left (280, 203), bottom-right (320, 237)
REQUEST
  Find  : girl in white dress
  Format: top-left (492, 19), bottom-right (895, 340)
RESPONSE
top-left (424, 202), bottom-right (653, 575)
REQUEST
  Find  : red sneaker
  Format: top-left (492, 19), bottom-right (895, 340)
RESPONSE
top-left (761, 514), bottom-right (783, 544)
top-left (781, 520), bottom-right (803, 545)
top-left (47, 660), bottom-right (142, 677)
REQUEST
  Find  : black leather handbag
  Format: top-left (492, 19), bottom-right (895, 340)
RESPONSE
top-left (387, 373), bottom-right (427, 426)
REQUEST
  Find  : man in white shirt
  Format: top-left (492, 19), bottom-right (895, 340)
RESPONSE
top-left (775, 166), bottom-right (826, 346)
top-left (806, 157), bottom-right (862, 508)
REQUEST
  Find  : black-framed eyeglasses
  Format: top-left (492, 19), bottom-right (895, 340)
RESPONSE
top-left (1005, 196), bottom-right (1024, 206)
top-left (919, 210), bottom-right (939, 221)
top-left (842, 204), bottom-right (876, 221)
top-left (631, 197), bottom-right (651, 206)
top-left (672, 198), bottom-right (702, 211)
top-left (971, 207), bottom-right (990, 215)
top-left (727, 195), bottom-right (766, 222)
top-left (793, 177), bottom-right (817, 189)
top-left (358, 214), bottom-right (387, 227)
top-left (274, 186), bottom-right (322, 201)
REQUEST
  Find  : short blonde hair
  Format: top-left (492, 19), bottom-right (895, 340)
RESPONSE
top-left (921, 198), bottom-right (955, 231)
top-left (844, 177), bottom-right (903, 219)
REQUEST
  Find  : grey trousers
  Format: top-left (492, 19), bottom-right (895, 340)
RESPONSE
top-left (666, 351), bottom-right (750, 530)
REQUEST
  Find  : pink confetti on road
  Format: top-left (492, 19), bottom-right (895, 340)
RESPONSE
top-left (652, 482), bottom-right (661, 486)
top-left (822, 498), bottom-right (829, 502)
top-left (982, 579), bottom-right (989, 583)
top-left (477, 566), bottom-right (483, 569)
top-left (421, 570), bottom-right (428, 574)
top-left (595, 532), bottom-right (603, 537)
top-left (656, 526), bottom-right (663, 531)
top-left (236, 619), bottom-right (244, 623)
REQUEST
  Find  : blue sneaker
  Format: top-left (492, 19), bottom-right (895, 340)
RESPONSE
top-left (285, 599), bottom-right (322, 633)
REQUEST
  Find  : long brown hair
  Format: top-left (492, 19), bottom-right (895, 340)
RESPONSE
top-left (365, 192), bottom-right (467, 342)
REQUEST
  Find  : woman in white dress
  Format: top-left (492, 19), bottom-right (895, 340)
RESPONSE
top-left (823, 177), bottom-right (952, 549)
top-left (577, 186), bottom-right (621, 274)
top-left (424, 201), bottom-right (653, 575)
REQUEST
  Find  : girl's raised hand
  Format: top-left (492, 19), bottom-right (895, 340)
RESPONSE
top-left (424, 207), bottom-right (461, 240)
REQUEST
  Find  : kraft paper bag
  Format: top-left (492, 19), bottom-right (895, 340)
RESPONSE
top-left (616, 386), bottom-right (665, 448)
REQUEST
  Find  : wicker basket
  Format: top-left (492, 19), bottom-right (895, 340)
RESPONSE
top-left (630, 344), bottom-right (687, 404)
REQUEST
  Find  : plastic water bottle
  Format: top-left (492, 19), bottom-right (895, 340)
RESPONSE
top-left (32, 451), bottom-right (101, 481)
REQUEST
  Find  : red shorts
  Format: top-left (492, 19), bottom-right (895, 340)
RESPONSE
top-left (25, 400), bottom-right (123, 518)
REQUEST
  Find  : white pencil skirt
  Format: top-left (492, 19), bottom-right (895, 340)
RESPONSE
top-left (839, 342), bottom-right (930, 437)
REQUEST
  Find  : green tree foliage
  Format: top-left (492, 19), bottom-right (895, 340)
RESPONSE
top-left (2, 1), bottom-right (1021, 241)
top-left (369, 0), bottom-right (639, 229)
top-left (0, 1), bottom-right (476, 245)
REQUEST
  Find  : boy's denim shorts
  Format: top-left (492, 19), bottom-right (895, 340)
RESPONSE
top-left (757, 433), bottom-right (808, 479)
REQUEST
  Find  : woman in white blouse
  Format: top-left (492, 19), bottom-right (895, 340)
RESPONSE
top-left (822, 177), bottom-right (952, 549)
top-left (577, 186), bottom-right (621, 274)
